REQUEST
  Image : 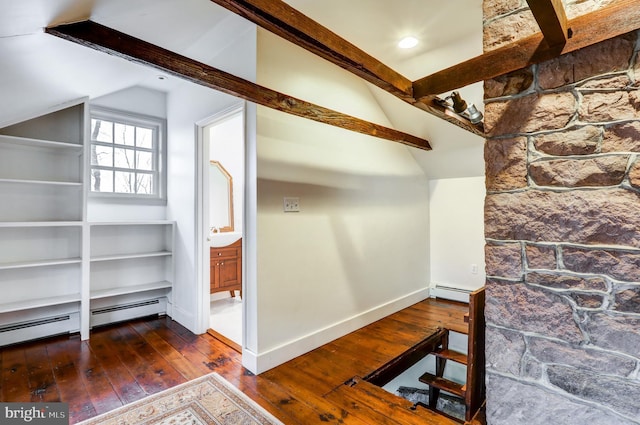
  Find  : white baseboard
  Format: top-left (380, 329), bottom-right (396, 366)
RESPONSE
top-left (432, 285), bottom-right (471, 303)
top-left (244, 288), bottom-right (430, 375)
top-left (241, 347), bottom-right (259, 374)
top-left (171, 305), bottom-right (196, 333)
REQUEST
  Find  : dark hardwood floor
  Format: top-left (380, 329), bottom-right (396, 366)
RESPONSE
top-left (0, 298), bottom-right (472, 424)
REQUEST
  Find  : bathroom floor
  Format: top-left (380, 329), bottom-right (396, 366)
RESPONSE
top-left (209, 296), bottom-right (242, 346)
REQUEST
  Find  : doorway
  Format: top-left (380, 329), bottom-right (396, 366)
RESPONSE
top-left (197, 104), bottom-right (245, 352)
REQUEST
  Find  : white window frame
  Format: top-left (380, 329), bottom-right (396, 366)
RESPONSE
top-left (89, 106), bottom-right (167, 203)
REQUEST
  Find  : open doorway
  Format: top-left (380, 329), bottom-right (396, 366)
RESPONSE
top-left (197, 104), bottom-right (245, 352)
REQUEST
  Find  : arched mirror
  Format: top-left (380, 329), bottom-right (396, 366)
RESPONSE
top-left (209, 160), bottom-right (234, 233)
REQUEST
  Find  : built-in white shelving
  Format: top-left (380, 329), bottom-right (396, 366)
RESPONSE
top-left (90, 251), bottom-right (172, 262)
top-left (0, 178), bottom-right (83, 186)
top-left (0, 258), bottom-right (83, 270)
top-left (0, 100), bottom-right (174, 347)
top-left (0, 134), bottom-right (83, 151)
top-left (87, 221), bottom-right (174, 329)
top-left (0, 221), bottom-right (83, 228)
top-left (0, 294), bottom-right (81, 314)
top-left (90, 281), bottom-right (172, 300)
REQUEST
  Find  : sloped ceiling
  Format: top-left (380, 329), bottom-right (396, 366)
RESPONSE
top-left (283, 0), bottom-right (485, 178)
top-left (0, 0), bottom-right (484, 178)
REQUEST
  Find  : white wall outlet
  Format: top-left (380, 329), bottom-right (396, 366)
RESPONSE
top-left (283, 197), bottom-right (300, 212)
top-left (471, 263), bottom-right (478, 274)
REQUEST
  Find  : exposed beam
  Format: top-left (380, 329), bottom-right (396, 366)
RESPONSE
top-left (45, 21), bottom-right (431, 151)
top-left (526, 0), bottom-right (569, 47)
top-left (209, 0), bottom-right (484, 136)
top-left (413, 0), bottom-right (640, 99)
top-left (209, 0), bottom-right (414, 101)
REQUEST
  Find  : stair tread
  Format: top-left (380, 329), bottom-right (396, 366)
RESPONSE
top-left (418, 372), bottom-right (465, 398)
top-left (325, 377), bottom-right (462, 425)
top-left (434, 348), bottom-right (468, 365)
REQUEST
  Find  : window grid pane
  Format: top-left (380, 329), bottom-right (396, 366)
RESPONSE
top-left (114, 123), bottom-right (135, 146)
top-left (92, 145), bottom-right (113, 167)
top-left (136, 151), bottom-right (153, 171)
top-left (114, 171), bottom-right (135, 193)
top-left (92, 119), bottom-right (114, 143)
top-left (114, 147), bottom-right (135, 169)
top-left (136, 173), bottom-right (153, 195)
top-left (137, 127), bottom-right (153, 149)
top-left (91, 169), bottom-right (113, 192)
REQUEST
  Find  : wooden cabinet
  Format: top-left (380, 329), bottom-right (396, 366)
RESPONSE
top-left (210, 238), bottom-right (241, 295)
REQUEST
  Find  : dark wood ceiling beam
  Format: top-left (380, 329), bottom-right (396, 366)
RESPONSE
top-left (209, 0), bottom-right (485, 136)
top-left (45, 21), bottom-right (431, 151)
top-left (526, 0), bottom-right (569, 47)
top-left (413, 0), bottom-right (640, 99)
top-left (209, 0), bottom-right (414, 101)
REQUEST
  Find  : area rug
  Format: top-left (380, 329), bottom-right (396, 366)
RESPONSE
top-left (77, 372), bottom-right (283, 425)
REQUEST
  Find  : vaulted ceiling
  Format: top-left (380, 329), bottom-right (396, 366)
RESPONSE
top-left (2, 0), bottom-right (638, 179)
top-left (0, 0), bottom-right (489, 178)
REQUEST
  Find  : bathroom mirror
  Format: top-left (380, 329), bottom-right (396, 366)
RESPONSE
top-left (209, 160), bottom-right (234, 232)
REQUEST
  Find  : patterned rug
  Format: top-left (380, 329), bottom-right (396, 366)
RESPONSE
top-left (77, 372), bottom-right (283, 425)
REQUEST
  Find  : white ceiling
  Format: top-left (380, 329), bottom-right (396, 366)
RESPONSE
top-left (284, 0), bottom-right (482, 80)
top-left (0, 0), bottom-right (485, 178)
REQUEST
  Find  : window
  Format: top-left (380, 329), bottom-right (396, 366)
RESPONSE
top-left (90, 108), bottom-right (166, 201)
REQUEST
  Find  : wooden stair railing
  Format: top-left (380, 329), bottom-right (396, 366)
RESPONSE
top-left (418, 287), bottom-right (486, 422)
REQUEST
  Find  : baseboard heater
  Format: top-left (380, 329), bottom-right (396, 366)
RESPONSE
top-left (91, 298), bottom-right (166, 328)
top-left (433, 285), bottom-right (471, 303)
top-left (0, 313), bottom-right (79, 347)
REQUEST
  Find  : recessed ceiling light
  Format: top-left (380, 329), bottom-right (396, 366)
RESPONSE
top-left (398, 36), bottom-right (419, 49)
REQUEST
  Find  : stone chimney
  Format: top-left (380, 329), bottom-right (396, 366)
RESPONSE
top-left (483, 1), bottom-right (640, 424)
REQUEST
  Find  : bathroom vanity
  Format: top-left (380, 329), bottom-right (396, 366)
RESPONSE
top-left (210, 238), bottom-right (242, 297)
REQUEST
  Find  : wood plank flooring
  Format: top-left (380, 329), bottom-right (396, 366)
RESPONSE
top-left (0, 298), bottom-right (471, 424)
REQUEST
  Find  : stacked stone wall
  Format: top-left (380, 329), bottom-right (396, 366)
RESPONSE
top-left (484, 1), bottom-right (640, 424)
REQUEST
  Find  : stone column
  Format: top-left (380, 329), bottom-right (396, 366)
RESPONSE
top-left (483, 2), bottom-right (640, 424)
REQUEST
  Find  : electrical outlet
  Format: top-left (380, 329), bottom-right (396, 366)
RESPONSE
top-left (471, 264), bottom-right (478, 274)
top-left (283, 197), bottom-right (300, 212)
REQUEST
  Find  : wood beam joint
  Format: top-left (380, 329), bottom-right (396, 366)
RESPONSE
top-left (413, 0), bottom-right (640, 99)
top-left (526, 0), bottom-right (569, 47)
top-left (210, 0), bottom-right (484, 136)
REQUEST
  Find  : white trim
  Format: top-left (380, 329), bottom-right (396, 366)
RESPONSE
top-left (245, 288), bottom-right (431, 374)
top-left (242, 102), bottom-right (258, 364)
top-left (171, 305), bottom-right (196, 332)
top-left (194, 103), bottom-right (246, 336)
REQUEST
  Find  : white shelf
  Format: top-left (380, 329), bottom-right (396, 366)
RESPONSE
top-left (88, 220), bottom-right (175, 226)
top-left (90, 251), bottom-right (172, 262)
top-left (0, 294), bottom-right (81, 314)
top-left (0, 257), bottom-right (82, 270)
top-left (0, 134), bottom-right (83, 152)
top-left (90, 281), bottom-right (172, 300)
top-left (0, 178), bottom-right (83, 187)
top-left (0, 221), bottom-right (83, 228)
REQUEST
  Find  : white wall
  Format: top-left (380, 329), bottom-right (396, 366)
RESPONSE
top-left (251, 29), bottom-right (431, 372)
top-left (429, 176), bottom-right (485, 293)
